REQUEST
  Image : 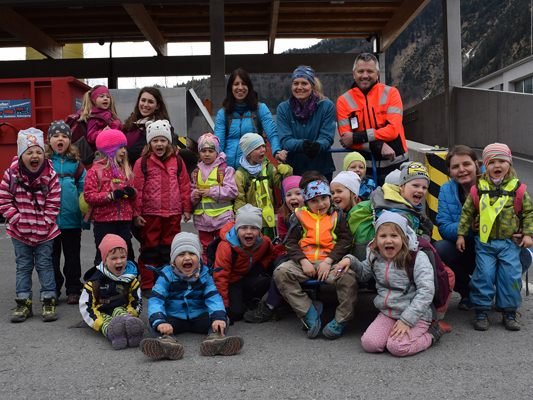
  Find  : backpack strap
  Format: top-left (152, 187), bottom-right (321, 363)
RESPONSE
top-left (514, 182), bottom-right (527, 214)
top-left (217, 162), bottom-right (227, 184)
top-left (469, 185), bottom-right (480, 210)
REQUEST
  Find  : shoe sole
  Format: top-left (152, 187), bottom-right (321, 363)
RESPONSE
top-left (125, 318), bottom-right (145, 348)
top-left (200, 336), bottom-right (244, 356)
top-left (11, 311), bottom-right (33, 323)
top-left (322, 324), bottom-right (343, 340)
top-left (42, 315), bottom-right (58, 322)
top-left (306, 301), bottom-right (323, 339)
top-left (141, 338), bottom-right (184, 360)
top-left (107, 318), bottom-right (128, 350)
top-left (474, 322), bottom-right (489, 331)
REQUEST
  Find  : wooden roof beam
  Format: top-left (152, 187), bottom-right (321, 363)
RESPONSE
top-left (380, 0), bottom-right (429, 51)
top-left (123, 3), bottom-right (167, 56)
top-left (268, 0), bottom-right (280, 54)
top-left (0, 6), bottom-right (62, 59)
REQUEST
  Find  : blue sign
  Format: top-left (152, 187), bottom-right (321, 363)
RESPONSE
top-left (0, 99), bottom-right (32, 118)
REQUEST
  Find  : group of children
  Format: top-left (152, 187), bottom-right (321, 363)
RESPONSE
top-left (1, 84), bottom-right (530, 359)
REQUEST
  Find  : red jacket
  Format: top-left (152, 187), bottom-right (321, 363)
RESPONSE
top-left (213, 221), bottom-right (275, 307)
top-left (83, 159), bottom-right (135, 222)
top-left (132, 153), bottom-right (192, 217)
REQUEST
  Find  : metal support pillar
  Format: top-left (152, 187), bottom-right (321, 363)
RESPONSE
top-left (442, 0), bottom-right (462, 147)
top-left (210, 0), bottom-right (225, 114)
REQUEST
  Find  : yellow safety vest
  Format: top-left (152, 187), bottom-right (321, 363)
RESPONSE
top-left (478, 178), bottom-right (519, 243)
top-left (253, 165), bottom-right (276, 228)
top-left (193, 167), bottom-right (233, 217)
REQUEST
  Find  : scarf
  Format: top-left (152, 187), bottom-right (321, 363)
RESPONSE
top-left (239, 155), bottom-right (262, 176)
top-left (90, 106), bottom-right (113, 122)
top-left (19, 161), bottom-right (45, 184)
top-left (97, 261), bottom-right (137, 283)
top-left (289, 92), bottom-right (319, 122)
top-left (173, 267), bottom-right (200, 283)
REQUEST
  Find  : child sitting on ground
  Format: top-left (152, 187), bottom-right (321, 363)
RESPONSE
top-left (79, 234), bottom-right (144, 350)
top-left (234, 132), bottom-right (292, 239)
top-left (141, 232), bottom-right (243, 359)
top-left (273, 172), bottom-right (356, 339)
top-left (337, 211), bottom-right (446, 357)
top-left (457, 143), bottom-right (533, 331)
top-left (343, 151), bottom-right (376, 201)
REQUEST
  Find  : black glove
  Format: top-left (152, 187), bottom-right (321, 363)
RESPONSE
top-left (352, 131), bottom-right (369, 144)
top-left (112, 189), bottom-right (126, 200)
top-left (123, 186), bottom-right (135, 198)
top-left (303, 140), bottom-right (320, 159)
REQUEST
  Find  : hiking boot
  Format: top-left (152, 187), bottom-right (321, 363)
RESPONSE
top-left (302, 301), bottom-right (323, 339)
top-left (106, 316), bottom-right (128, 349)
top-left (243, 300), bottom-right (274, 323)
top-left (11, 298), bottom-right (33, 323)
top-left (41, 297), bottom-right (58, 322)
top-left (200, 331), bottom-right (243, 356)
top-left (427, 321), bottom-right (447, 344)
top-left (124, 316), bottom-right (145, 347)
top-left (457, 297), bottom-right (473, 311)
top-left (141, 336), bottom-right (184, 360)
top-left (67, 294), bottom-right (80, 305)
top-left (322, 319), bottom-right (347, 340)
top-left (502, 312), bottom-right (521, 331)
top-left (473, 311), bottom-right (489, 331)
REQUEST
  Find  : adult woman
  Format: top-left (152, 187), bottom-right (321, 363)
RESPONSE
top-left (214, 68), bottom-right (286, 169)
top-left (276, 66), bottom-right (335, 182)
top-left (434, 145), bottom-right (480, 309)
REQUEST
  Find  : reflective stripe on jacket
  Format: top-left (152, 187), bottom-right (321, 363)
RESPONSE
top-left (295, 207), bottom-right (338, 262)
top-left (194, 167), bottom-right (233, 217)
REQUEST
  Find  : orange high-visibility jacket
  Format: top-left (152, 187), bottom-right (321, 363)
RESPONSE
top-left (295, 208), bottom-right (338, 263)
top-left (336, 83), bottom-right (407, 158)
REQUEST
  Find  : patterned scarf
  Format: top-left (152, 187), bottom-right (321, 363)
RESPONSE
top-left (289, 92), bottom-right (319, 122)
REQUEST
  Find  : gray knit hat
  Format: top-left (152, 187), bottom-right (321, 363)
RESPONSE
top-left (48, 120), bottom-right (72, 139)
top-left (239, 133), bottom-right (265, 158)
top-left (170, 232), bottom-right (202, 263)
top-left (235, 203), bottom-right (263, 230)
top-left (399, 162), bottom-right (430, 185)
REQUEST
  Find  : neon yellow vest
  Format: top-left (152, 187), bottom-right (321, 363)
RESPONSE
top-left (193, 167), bottom-right (233, 217)
top-left (253, 165), bottom-right (276, 228)
top-left (478, 178), bottom-right (519, 243)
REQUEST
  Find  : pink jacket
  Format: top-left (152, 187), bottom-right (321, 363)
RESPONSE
top-left (133, 153), bottom-right (192, 217)
top-left (83, 159), bottom-right (135, 222)
top-left (0, 158), bottom-right (61, 245)
top-left (86, 114), bottom-right (122, 148)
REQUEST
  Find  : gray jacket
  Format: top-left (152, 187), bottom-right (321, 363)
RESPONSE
top-left (346, 251), bottom-right (434, 326)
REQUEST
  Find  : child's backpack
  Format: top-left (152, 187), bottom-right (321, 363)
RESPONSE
top-left (469, 180), bottom-right (527, 217)
top-left (205, 237), bottom-right (237, 274)
top-left (65, 113), bottom-right (95, 165)
top-left (139, 151), bottom-right (183, 179)
top-left (404, 237), bottom-right (451, 309)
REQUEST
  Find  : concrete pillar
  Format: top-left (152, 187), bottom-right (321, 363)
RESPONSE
top-left (378, 52), bottom-right (386, 84)
top-left (210, 0), bottom-right (225, 114)
top-left (442, 0), bottom-right (462, 146)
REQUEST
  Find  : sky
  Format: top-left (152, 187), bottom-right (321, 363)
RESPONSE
top-left (0, 39), bottom-right (321, 88)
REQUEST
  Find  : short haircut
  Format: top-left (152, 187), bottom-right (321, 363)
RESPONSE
top-left (352, 52), bottom-right (380, 72)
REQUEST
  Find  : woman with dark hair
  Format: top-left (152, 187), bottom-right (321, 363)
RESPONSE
top-left (123, 87), bottom-right (172, 165)
top-left (214, 68), bottom-right (286, 169)
top-left (276, 65), bottom-right (336, 182)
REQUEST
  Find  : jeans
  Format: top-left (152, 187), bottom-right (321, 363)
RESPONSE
top-left (13, 238), bottom-right (56, 300)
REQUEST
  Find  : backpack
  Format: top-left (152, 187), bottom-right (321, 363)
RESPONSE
top-left (139, 151), bottom-right (183, 179)
top-left (191, 162), bottom-right (227, 187)
top-left (404, 237), bottom-right (451, 309)
top-left (205, 236), bottom-right (237, 274)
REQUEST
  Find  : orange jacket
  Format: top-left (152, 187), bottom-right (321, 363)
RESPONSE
top-left (295, 208), bottom-right (337, 262)
top-left (336, 83), bottom-right (407, 159)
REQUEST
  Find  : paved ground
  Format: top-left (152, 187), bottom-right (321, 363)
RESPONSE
top-left (0, 224), bottom-right (532, 400)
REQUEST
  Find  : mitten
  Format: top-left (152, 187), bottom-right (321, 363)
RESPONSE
top-left (123, 186), bottom-right (135, 198)
top-left (112, 189), bottom-right (126, 200)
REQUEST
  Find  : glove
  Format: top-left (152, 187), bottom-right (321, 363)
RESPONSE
top-left (112, 189), bottom-right (126, 200)
top-left (302, 140), bottom-right (320, 159)
top-left (352, 131), bottom-right (369, 144)
top-left (277, 163), bottom-right (292, 176)
top-left (123, 186), bottom-right (135, 198)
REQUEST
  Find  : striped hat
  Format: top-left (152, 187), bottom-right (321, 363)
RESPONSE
top-left (482, 142), bottom-right (512, 168)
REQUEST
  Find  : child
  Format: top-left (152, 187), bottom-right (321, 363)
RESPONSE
top-left (343, 151), bottom-right (376, 201)
top-left (191, 132), bottom-right (237, 260)
top-left (141, 232), bottom-right (243, 359)
top-left (337, 211), bottom-right (445, 357)
top-left (276, 175), bottom-right (304, 241)
top-left (457, 143), bottom-right (533, 331)
top-left (79, 234), bottom-right (144, 350)
top-left (132, 120), bottom-right (192, 291)
top-left (213, 204), bottom-right (276, 321)
top-left (234, 133), bottom-right (292, 239)
top-left (46, 120), bottom-right (85, 304)
top-left (331, 171), bottom-right (361, 213)
top-left (83, 129), bottom-right (136, 266)
top-left (0, 128), bottom-right (61, 322)
top-left (273, 174), bottom-right (356, 339)
top-left (79, 85), bottom-right (122, 150)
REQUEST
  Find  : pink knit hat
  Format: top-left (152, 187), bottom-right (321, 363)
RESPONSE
top-left (99, 234), bottom-right (127, 261)
top-left (198, 132), bottom-right (220, 153)
top-left (482, 142), bottom-right (512, 168)
top-left (90, 85), bottom-right (110, 103)
top-left (282, 175), bottom-right (302, 196)
top-left (96, 129), bottom-right (127, 159)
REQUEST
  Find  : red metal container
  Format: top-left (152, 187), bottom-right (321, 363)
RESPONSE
top-left (0, 76), bottom-right (89, 173)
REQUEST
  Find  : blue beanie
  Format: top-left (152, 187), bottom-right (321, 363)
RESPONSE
top-left (292, 65), bottom-right (316, 86)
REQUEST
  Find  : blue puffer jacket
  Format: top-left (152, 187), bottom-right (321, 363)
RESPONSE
top-left (436, 179), bottom-right (471, 241)
top-left (276, 98), bottom-right (336, 177)
top-left (148, 264), bottom-right (226, 329)
top-left (50, 153), bottom-right (85, 229)
top-left (214, 102), bottom-right (281, 169)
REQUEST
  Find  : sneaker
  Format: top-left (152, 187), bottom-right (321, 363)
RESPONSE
top-left (124, 316), bottom-right (145, 347)
top-left (11, 298), bottom-right (32, 323)
top-left (474, 311), bottom-right (489, 331)
top-left (427, 321), bottom-right (447, 344)
top-left (141, 336), bottom-right (184, 360)
top-left (243, 301), bottom-right (274, 323)
top-left (106, 316), bottom-right (128, 349)
top-left (322, 319), bottom-right (347, 340)
top-left (200, 332), bottom-right (243, 356)
top-left (502, 312), bottom-right (521, 331)
top-left (302, 301), bottom-right (323, 339)
top-left (457, 297), bottom-right (473, 311)
top-left (66, 294), bottom-right (80, 305)
top-left (41, 297), bottom-right (58, 322)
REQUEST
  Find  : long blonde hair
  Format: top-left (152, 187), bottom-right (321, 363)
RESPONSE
top-left (79, 85), bottom-right (119, 122)
top-left (371, 222), bottom-right (412, 269)
top-left (99, 149), bottom-right (134, 181)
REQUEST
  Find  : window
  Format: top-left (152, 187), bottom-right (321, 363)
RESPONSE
top-left (514, 76), bottom-right (533, 93)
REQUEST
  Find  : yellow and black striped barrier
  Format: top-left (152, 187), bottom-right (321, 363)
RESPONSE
top-left (425, 150), bottom-right (450, 241)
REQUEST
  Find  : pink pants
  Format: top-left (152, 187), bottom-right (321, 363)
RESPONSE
top-left (361, 313), bottom-right (432, 357)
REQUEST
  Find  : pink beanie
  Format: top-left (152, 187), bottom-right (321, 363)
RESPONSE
top-left (198, 132), bottom-right (220, 153)
top-left (96, 129), bottom-right (127, 158)
top-left (99, 234), bottom-right (127, 261)
top-left (90, 85), bottom-right (110, 103)
top-left (282, 175), bottom-right (302, 196)
top-left (482, 142), bottom-right (512, 168)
